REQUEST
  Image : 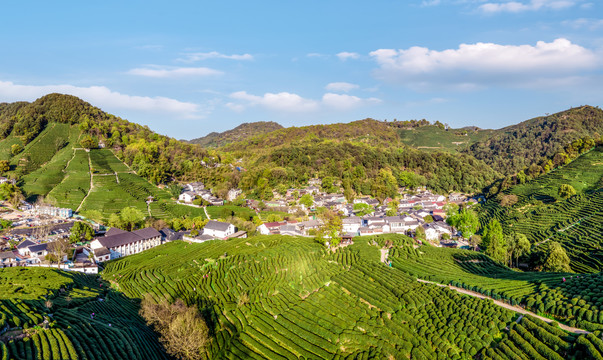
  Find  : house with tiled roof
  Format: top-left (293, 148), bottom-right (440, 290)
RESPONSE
top-left (90, 227), bottom-right (161, 260)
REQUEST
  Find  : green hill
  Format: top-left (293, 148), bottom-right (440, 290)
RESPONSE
top-left (0, 94), bottom-right (209, 221)
top-left (466, 105), bottom-right (603, 175)
top-left (98, 234), bottom-right (602, 359)
top-left (188, 121), bottom-right (283, 147)
top-left (478, 146), bottom-right (603, 273)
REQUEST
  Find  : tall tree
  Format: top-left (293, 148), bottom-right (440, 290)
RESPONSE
top-left (482, 219), bottom-right (507, 263)
top-left (69, 222), bottom-right (94, 243)
top-left (542, 242), bottom-right (571, 272)
top-left (119, 207), bottom-right (145, 231)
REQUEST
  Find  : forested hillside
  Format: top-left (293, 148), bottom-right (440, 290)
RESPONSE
top-left (188, 121), bottom-right (283, 147)
top-left (466, 106), bottom-right (603, 175)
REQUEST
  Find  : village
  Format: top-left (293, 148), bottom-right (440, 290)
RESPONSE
top-left (0, 177), bottom-right (476, 272)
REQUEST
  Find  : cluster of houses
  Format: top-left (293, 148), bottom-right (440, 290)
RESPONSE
top-left (178, 182), bottom-right (224, 206)
top-left (252, 187), bottom-right (470, 244)
top-left (1, 217), bottom-right (246, 270)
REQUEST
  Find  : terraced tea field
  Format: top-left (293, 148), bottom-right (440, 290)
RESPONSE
top-left (0, 267), bottom-right (167, 360)
top-left (479, 146), bottom-right (603, 272)
top-left (391, 244), bottom-right (603, 332)
top-left (100, 234), bottom-right (602, 359)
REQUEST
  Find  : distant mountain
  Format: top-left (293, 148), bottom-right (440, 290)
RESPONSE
top-left (466, 105), bottom-right (603, 175)
top-left (188, 121), bottom-right (283, 147)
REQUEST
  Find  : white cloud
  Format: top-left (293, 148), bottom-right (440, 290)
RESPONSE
top-left (228, 91), bottom-right (381, 112)
top-left (369, 38), bottom-right (599, 90)
top-left (336, 52), bottom-right (360, 60)
top-left (322, 93), bottom-right (381, 110)
top-left (230, 91), bottom-right (319, 112)
top-left (325, 82), bottom-right (360, 92)
top-left (178, 51), bottom-right (253, 63)
top-left (0, 80), bottom-right (204, 119)
top-left (421, 0), bottom-right (441, 6)
top-left (479, 0), bottom-right (577, 13)
top-left (562, 18), bottom-right (603, 30)
top-left (127, 66), bottom-right (222, 78)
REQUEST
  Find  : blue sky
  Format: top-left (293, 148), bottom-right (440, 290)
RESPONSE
top-left (0, 0), bottom-right (601, 139)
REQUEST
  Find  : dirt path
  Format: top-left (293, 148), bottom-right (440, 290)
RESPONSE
top-left (63, 149), bottom-right (77, 172)
top-left (380, 249), bottom-right (389, 263)
top-left (76, 152), bottom-right (94, 212)
top-left (204, 206), bottom-right (211, 220)
top-left (416, 279), bottom-right (590, 334)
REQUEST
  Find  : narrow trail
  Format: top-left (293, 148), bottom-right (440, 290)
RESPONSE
top-left (204, 206), bottom-right (211, 220)
top-left (76, 152), bottom-right (94, 212)
top-left (416, 279), bottom-right (590, 334)
top-left (380, 249), bottom-right (389, 263)
top-left (63, 149), bottom-right (77, 173)
top-left (115, 172), bottom-right (119, 184)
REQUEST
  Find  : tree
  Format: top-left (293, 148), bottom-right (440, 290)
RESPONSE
top-left (558, 184), bottom-right (576, 199)
top-left (482, 219), bottom-right (507, 263)
top-left (315, 209), bottom-right (342, 247)
top-left (80, 135), bottom-right (98, 149)
top-left (139, 295), bottom-right (209, 360)
top-left (500, 194), bottom-right (519, 207)
top-left (542, 242), bottom-right (571, 272)
top-left (469, 235), bottom-right (482, 251)
top-left (353, 203), bottom-right (373, 216)
top-left (48, 237), bottom-right (71, 264)
top-left (167, 184), bottom-right (183, 199)
top-left (120, 206), bottom-right (145, 231)
top-left (0, 160), bottom-right (9, 174)
top-left (415, 226), bottom-right (426, 242)
top-left (10, 144), bottom-right (22, 156)
top-left (69, 222), bottom-right (94, 243)
top-left (505, 232), bottom-right (530, 268)
top-left (456, 209), bottom-right (479, 239)
top-left (299, 194), bottom-right (314, 208)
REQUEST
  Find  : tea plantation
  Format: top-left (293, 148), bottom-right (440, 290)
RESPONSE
top-left (99, 234), bottom-right (602, 359)
top-left (479, 146), bottom-right (603, 273)
top-left (390, 244), bottom-right (603, 332)
top-left (0, 267), bottom-right (167, 360)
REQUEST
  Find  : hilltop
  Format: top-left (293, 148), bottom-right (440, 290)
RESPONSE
top-left (188, 121), bottom-right (283, 147)
top-left (466, 106), bottom-right (603, 175)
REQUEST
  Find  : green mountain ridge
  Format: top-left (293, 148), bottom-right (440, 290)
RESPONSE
top-left (188, 121), bottom-right (283, 148)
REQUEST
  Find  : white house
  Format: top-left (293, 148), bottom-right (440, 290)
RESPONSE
top-left (17, 240), bottom-right (35, 256)
top-left (202, 221), bottom-right (236, 239)
top-left (179, 191), bottom-right (197, 203)
top-left (28, 243), bottom-right (48, 258)
top-left (423, 222), bottom-right (452, 241)
top-left (342, 217), bottom-right (362, 233)
top-left (90, 227), bottom-right (161, 259)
